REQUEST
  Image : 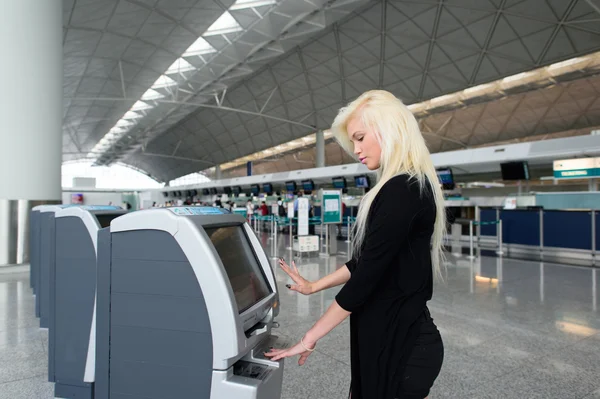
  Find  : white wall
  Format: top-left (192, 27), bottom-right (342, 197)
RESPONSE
top-left (62, 191), bottom-right (123, 206)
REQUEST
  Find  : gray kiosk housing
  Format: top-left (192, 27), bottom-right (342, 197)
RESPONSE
top-left (32, 205), bottom-right (77, 325)
top-left (50, 206), bottom-right (126, 397)
top-left (95, 207), bottom-right (286, 399)
top-left (29, 208), bottom-right (41, 293)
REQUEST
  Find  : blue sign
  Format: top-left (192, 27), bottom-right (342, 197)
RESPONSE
top-left (168, 207), bottom-right (229, 216)
top-left (81, 205), bottom-right (123, 211)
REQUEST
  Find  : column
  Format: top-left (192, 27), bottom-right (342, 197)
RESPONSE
top-left (0, 0), bottom-right (62, 265)
top-left (316, 130), bottom-right (325, 168)
top-left (215, 165), bottom-right (222, 180)
top-left (589, 178), bottom-right (597, 192)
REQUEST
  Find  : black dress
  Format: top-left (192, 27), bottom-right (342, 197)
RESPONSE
top-left (335, 174), bottom-right (443, 399)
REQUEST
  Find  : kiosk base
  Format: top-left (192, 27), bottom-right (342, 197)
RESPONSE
top-left (55, 382), bottom-right (93, 399)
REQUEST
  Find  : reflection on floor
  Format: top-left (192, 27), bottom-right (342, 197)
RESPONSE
top-left (0, 237), bottom-right (598, 398)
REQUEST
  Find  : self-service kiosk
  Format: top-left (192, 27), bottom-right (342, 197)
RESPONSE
top-left (31, 204), bottom-right (79, 324)
top-left (49, 206), bottom-right (126, 396)
top-left (95, 207), bottom-right (287, 399)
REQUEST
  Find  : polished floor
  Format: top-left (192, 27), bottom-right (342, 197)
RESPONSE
top-left (0, 236), bottom-right (599, 398)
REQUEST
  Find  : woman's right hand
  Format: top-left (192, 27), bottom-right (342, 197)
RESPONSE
top-left (278, 258), bottom-right (314, 295)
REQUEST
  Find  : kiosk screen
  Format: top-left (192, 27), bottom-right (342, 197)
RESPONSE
top-left (205, 226), bottom-right (272, 313)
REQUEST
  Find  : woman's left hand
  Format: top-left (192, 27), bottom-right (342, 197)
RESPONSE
top-left (264, 339), bottom-right (316, 365)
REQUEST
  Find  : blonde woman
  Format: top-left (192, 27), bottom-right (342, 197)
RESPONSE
top-left (265, 90), bottom-right (445, 399)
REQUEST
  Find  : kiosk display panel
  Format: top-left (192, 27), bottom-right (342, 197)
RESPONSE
top-left (205, 226), bottom-right (271, 313)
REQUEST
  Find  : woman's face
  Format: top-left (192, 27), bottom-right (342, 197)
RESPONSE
top-left (347, 115), bottom-right (382, 170)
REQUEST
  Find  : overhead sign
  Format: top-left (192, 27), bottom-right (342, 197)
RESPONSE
top-left (553, 158), bottom-right (600, 179)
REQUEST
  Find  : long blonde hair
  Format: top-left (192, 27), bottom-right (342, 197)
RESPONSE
top-left (331, 90), bottom-right (446, 280)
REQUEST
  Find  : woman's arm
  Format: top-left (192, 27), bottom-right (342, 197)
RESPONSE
top-left (278, 258), bottom-right (352, 295)
top-left (310, 265), bottom-right (351, 293)
top-left (265, 299), bottom-right (350, 364)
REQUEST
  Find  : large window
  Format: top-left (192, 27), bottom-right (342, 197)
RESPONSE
top-left (169, 172), bottom-right (212, 187)
top-left (62, 160), bottom-right (163, 190)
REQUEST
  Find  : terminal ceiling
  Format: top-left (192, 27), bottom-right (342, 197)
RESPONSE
top-left (62, 0), bottom-right (600, 183)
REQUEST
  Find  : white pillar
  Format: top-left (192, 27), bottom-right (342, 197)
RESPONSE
top-left (0, 0), bottom-right (62, 265)
top-left (215, 165), bottom-right (222, 180)
top-left (316, 130), bottom-right (325, 168)
top-left (589, 178), bottom-right (597, 192)
top-left (0, 0), bottom-right (63, 200)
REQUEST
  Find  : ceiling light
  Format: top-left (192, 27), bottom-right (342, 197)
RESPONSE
top-left (547, 57), bottom-right (585, 70)
top-left (430, 94), bottom-right (455, 104)
top-left (464, 83), bottom-right (494, 95)
top-left (502, 72), bottom-right (534, 84)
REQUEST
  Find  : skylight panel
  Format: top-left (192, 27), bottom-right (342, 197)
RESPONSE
top-left (130, 101), bottom-right (153, 111)
top-left (204, 12), bottom-right (242, 36)
top-left (165, 58), bottom-right (195, 74)
top-left (141, 89), bottom-right (164, 101)
top-left (152, 75), bottom-right (177, 89)
top-left (123, 111), bottom-right (141, 120)
top-left (183, 37), bottom-right (216, 56)
top-left (115, 119), bottom-right (133, 128)
top-left (230, 0), bottom-right (276, 10)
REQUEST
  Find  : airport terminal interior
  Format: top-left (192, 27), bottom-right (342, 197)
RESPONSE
top-left (2, 0), bottom-right (600, 398)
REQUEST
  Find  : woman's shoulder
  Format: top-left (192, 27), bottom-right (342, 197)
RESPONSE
top-left (376, 174), bottom-right (434, 204)
top-left (380, 174), bottom-right (421, 194)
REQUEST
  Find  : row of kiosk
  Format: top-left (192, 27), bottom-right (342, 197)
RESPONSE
top-left (29, 204), bottom-right (287, 398)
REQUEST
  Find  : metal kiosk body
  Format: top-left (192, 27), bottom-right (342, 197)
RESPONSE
top-left (95, 207), bottom-right (286, 399)
top-left (33, 205), bottom-right (78, 326)
top-left (50, 206), bottom-right (126, 397)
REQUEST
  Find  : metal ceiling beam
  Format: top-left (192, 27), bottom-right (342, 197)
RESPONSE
top-left (469, 0), bottom-right (506, 85)
top-left (334, 24), bottom-right (347, 103)
top-left (67, 96), bottom-right (316, 130)
top-left (535, 0), bottom-right (578, 65)
top-left (586, 0), bottom-right (600, 15)
top-left (141, 152), bottom-right (215, 165)
top-left (419, 0), bottom-right (444, 99)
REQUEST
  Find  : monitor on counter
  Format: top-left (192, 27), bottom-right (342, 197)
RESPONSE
top-left (250, 184), bottom-right (260, 195)
top-left (301, 179), bottom-right (314, 191)
top-left (223, 187), bottom-right (232, 195)
top-left (202, 188), bottom-right (210, 195)
top-left (436, 167), bottom-right (455, 190)
top-left (209, 188), bottom-right (218, 195)
top-left (263, 183), bottom-right (273, 194)
top-left (332, 177), bottom-right (346, 189)
top-left (354, 175), bottom-right (370, 188)
top-left (232, 186), bottom-right (242, 195)
top-left (204, 226), bottom-right (272, 313)
top-left (500, 161), bottom-right (530, 181)
top-left (285, 181), bottom-right (297, 192)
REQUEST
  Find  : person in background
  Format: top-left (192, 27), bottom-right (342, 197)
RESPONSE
top-left (260, 201), bottom-right (269, 216)
top-left (260, 201), bottom-right (269, 231)
top-left (266, 90), bottom-right (445, 399)
top-left (246, 200), bottom-right (254, 224)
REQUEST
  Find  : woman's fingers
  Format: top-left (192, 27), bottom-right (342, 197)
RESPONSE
top-left (298, 353), bottom-right (311, 366)
top-left (292, 260), bottom-right (299, 275)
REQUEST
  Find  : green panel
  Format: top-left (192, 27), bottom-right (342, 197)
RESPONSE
top-left (553, 168), bottom-right (598, 179)
top-left (321, 191), bottom-right (342, 224)
top-left (232, 208), bottom-right (247, 218)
